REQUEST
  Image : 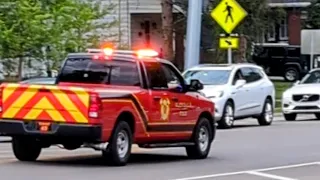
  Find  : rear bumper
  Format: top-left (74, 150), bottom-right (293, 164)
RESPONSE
top-left (0, 120), bottom-right (102, 141)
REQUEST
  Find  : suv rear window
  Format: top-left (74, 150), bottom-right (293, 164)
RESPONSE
top-left (58, 58), bottom-right (141, 86)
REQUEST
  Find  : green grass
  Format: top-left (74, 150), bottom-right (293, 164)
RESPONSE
top-left (273, 80), bottom-right (291, 113)
top-left (273, 80), bottom-right (291, 100)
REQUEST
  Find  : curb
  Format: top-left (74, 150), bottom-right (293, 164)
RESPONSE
top-left (275, 113), bottom-right (283, 117)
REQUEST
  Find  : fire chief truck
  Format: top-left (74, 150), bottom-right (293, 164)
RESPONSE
top-left (0, 48), bottom-right (215, 166)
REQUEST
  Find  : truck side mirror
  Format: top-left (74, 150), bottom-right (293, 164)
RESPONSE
top-left (189, 79), bottom-right (204, 91)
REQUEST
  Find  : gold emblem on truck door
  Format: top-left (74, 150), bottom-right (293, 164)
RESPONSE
top-left (160, 98), bottom-right (170, 121)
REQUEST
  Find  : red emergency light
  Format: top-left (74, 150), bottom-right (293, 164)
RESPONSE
top-left (91, 47), bottom-right (114, 61)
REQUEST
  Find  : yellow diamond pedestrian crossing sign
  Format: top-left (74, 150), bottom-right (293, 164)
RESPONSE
top-left (211, 0), bottom-right (247, 34)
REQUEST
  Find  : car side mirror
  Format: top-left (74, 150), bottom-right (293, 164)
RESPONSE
top-left (235, 79), bottom-right (246, 89)
top-left (189, 79), bottom-right (204, 91)
top-left (293, 80), bottom-right (300, 86)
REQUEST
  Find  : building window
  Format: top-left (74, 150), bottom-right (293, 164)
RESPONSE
top-left (268, 23), bottom-right (276, 41)
top-left (279, 18), bottom-right (288, 40)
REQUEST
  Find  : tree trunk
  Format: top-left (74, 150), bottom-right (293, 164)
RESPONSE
top-left (161, 0), bottom-right (174, 61)
top-left (235, 34), bottom-right (247, 63)
top-left (18, 57), bottom-right (24, 81)
top-left (174, 30), bottom-right (184, 71)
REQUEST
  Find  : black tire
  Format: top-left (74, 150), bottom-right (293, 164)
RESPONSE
top-left (284, 67), bottom-right (299, 82)
top-left (217, 101), bottom-right (234, 129)
top-left (315, 113), bottom-right (320, 120)
top-left (257, 98), bottom-right (274, 126)
top-left (12, 137), bottom-right (41, 162)
top-left (103, 121), bottom-right (132, 166)
top-left (284, 113), bottom-right (297, 121)
top-left (186, 117), bottom-right (213, 159)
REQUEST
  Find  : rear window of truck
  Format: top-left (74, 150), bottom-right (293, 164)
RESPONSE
top-left (58, 58), bottom-right (141, 86)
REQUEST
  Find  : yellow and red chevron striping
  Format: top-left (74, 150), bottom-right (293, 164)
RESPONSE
top-left (1, 84), bottom-right (90, 124)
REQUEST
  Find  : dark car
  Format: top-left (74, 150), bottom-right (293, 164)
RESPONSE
top-left (20, 77), bottom-right (56, 84)
top-left (251, 43), bottom-right (310, 82)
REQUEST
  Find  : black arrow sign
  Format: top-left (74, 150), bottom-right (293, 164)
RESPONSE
top-left (225, 40), bottom-right (232, 46)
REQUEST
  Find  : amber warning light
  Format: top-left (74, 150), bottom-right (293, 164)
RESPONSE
top-left (136, 49), bottom-right (159, 58)
top-left (102, 48), bottom-right (113, 56)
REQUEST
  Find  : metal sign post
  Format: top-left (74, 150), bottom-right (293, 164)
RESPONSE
top-left (311, 33), bottom-right (314, 70)
top-left (184, 0), bottom-right (203, 70)
top-left (228, 46), bottom-right (232, 64)
top-left (219, 34), bottom-right (239, 64)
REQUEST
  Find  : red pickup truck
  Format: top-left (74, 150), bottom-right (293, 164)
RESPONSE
top-left (0, 48), bottom-right (215, 166)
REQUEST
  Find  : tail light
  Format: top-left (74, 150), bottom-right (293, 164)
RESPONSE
top-left (88, 93), bottom-right (102, 118)
top-left (0, 88), bottom-right (2, 113)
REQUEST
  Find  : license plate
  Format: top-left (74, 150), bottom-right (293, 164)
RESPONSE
top-left (37, 122), bottom-right (52, 132)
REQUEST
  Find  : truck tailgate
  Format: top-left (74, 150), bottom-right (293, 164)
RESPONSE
top-left (1, 84), bottom-right (90, 123)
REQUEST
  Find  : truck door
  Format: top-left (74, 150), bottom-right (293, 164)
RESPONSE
top-left (143, 61), bottom-right (174, 123)
top-left (160, 62), bottom-right (197, 123)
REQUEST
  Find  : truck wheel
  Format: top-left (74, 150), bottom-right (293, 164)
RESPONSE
top-left (257, 98), bottom-right (273, 126)
top-left (284, 113), bottom-right (297, 121)
top-left (186, 117), bottom-right (213, 159)
top-left (284, 67), bottom-right (299, 82)
top-left (12, 137), bottom-right (41, 162)
top-left (103, 121), bottom-right (132, 166)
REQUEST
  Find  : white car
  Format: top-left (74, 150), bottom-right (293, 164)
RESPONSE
top-left (183, 63), bottom-right (275, 129)
top-left (282, 68), bottom-right (320, 121)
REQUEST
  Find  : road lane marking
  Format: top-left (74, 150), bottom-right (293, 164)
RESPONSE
top-left (246, 171), bottom-right (297, 180)
top-left (172, 161), bottom-right (320, 180)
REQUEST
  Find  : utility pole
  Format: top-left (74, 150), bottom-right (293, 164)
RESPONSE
top-left (184, 0), bottom-right (203, 70)
top-left (161, 0), bottom-right (174, 61)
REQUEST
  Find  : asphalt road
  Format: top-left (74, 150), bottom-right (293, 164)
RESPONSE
top-left (0, 115), bottom-right (320, 180)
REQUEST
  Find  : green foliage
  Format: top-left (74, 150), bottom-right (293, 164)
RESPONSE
top-left (305, 0), bottom-right (320, 29)
top-left (0, 0), bottom-right (117, 76)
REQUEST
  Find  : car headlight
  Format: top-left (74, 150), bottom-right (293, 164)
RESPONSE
top-left (207, 91), bottom-right (224, 98)
top-left (282, 91), bottom-right (291, 99)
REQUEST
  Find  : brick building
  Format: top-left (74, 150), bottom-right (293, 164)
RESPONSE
top-left (266, 0), bottom-right (312, 45)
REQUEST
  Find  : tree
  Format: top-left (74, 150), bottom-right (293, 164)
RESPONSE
top-left (161, 0), bottom-right (174, 61)
top-left (0, 0), bottom-right (51, 79)
top-left (39, 0), bottom-right (118, 69)
top-left (0, 0), bottom-right (118, 79)
top-left (305, 0), bottom-right (320, 29)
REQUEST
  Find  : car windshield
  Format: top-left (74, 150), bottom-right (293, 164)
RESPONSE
top-left (300, 70), bottom-right (320, 84)
top-left (183, 70), bottom-right (231, 85)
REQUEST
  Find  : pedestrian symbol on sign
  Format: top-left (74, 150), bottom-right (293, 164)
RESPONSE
top-left (211, 0), bottom-right (247, 34)
top-left (224, 2), bottom-right (234, 23)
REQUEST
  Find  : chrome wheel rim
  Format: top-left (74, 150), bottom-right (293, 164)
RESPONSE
top-left (198, 126), bottom-right (209, 152)
top-left (224, 105), bottom-right (234, 126)
top-left (264, 102), bottom-right (273, 122)
top-left (116, 130), bottom-right (129, 159)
